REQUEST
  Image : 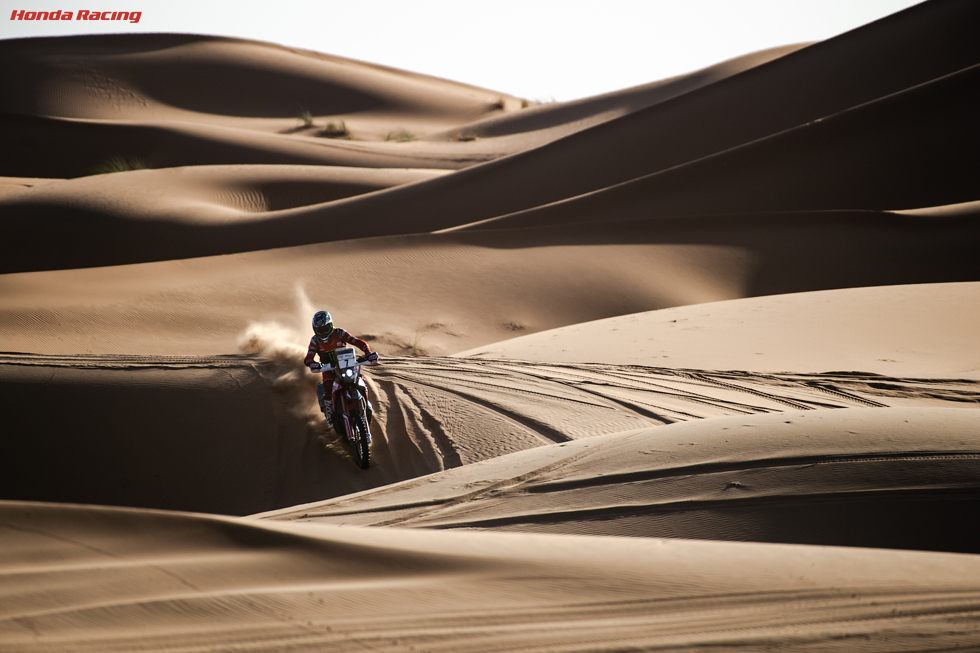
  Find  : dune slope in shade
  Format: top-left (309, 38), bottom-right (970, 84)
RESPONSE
top-left (467, 62), bottom-right (980, 232)
top-left (0, 34), bottom-right (521, 124)
top-left (4, 500), bottom-right (980, 652)
top-left (0, 111), bottom-right (504, 180)
top-left (427, 44), bottom-right (807, 143)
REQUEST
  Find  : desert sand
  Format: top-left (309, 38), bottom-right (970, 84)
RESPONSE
top-left (3, 0), bottom-right (980, 650)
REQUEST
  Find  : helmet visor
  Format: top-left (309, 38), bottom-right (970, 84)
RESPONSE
top-left (314, 323), bottom-right (334, 338)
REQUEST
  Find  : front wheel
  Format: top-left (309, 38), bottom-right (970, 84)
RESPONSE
top-left (352, 412), bottom-right (370, 469)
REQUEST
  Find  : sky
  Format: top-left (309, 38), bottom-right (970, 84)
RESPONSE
top-left (2, 0), bottom-right (924, 101)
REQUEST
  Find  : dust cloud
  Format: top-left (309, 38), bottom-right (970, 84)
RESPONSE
top-left (238, 284), bottom-right (332, 438)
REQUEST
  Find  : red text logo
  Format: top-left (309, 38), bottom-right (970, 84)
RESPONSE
top-left (10, 10), bottom-right (143, 23)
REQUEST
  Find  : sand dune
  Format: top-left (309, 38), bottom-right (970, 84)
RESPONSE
top-left (0, 164), bottom-right (449, 225)
top-left (0, 234), bottom-right (753, 351)
top-left (0, 33), bottom-right (521, 127)
top-left (0, 33), bottom-right (529, 182)
top-left (426, 44), bottom-right (808, 144)
top-left (262, 407), bottom-right (980, 553)
top-left (2, 1), bottom-right (977, 272)
top-left (3, 1), bottom-right (980, 649)
top-left (462, 63), bottom-right (980, 231)
top-left (461, 282), bottom-right (980, 379)
top-left (4, 350), bottom-right (977, 515)
top-left (244, 0), bottom-right (980, 244)
top-left (6, 500), bottom-right (980, 652)
top-left (3, 217), bottom-right (978, 352)
top-left (0, 111), bottom-right (505, 180)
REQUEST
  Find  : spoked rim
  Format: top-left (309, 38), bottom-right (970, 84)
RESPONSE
top-left (352, 410), bottom-right (370, 469)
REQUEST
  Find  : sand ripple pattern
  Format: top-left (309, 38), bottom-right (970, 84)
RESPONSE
top-left (369, 356), bottom-right (976, 451)
top-left (4, 501), bottom-right (980, 653)
top-left (5, 352), bottom-right (978, 518)
top-left (267, 405), bottom-right (980, 554)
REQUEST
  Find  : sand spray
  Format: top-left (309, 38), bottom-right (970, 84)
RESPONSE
top-left (237, 283), bottom-right (337, 444)
top-left (238, 281), bottom-right (315, 360)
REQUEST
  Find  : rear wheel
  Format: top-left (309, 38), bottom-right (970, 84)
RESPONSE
top-left (352, 412), bottom-right (370, 469)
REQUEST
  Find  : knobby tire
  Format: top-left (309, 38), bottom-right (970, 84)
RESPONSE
top-left (353, 412), bottom-right (370, 469)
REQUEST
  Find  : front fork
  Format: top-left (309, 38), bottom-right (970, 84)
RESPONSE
top-left (332, 377), bottom-right (371, 417)
top-left (341, 412), bottom-right (354, 442)
top-left (338, 399), bottom-right (370, 442)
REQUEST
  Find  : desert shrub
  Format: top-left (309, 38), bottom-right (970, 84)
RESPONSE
top-left (384, 129), bottom-right (418, 142)
top-left (319, 120), bottom-right (350, 139)
top-left (299, 109), bottom-right (315, 127)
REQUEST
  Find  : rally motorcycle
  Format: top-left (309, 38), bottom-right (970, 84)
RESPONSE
top-left (315, 347), bottom-right (379, 469)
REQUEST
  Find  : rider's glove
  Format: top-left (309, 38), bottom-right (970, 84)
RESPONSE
top-left (309, 363), bottom-right (322, 372)
top-left (364, 352), bottom-right (379, 364)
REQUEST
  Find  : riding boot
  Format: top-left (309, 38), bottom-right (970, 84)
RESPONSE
top-left (316, 383), bottom-right (326, 413)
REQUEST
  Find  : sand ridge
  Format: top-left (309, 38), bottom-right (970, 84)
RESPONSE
top-left (460, 282), bottom-right (980, 379)
top-left (425, 44), bottom-right (810, 144)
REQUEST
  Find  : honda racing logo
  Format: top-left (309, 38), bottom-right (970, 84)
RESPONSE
top-left (10, 10), bottom-right (143, 23)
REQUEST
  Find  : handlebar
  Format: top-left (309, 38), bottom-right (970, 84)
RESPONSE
top-left (311, 352), bottom-right (379, 373)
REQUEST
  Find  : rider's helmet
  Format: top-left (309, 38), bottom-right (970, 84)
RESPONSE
top-left (312, 311), bottom-right (334, 340)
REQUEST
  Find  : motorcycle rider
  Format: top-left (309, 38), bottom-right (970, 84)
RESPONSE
top-left (305, 310), bottom-right (376, 427)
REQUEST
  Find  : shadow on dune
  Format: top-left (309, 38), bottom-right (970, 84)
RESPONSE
top-left (0, 112), bottom-right (464, 180)
top-left (0, 32), bottom-right (512, 120)
top-left (0, 354), bottom-right (381, 515)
